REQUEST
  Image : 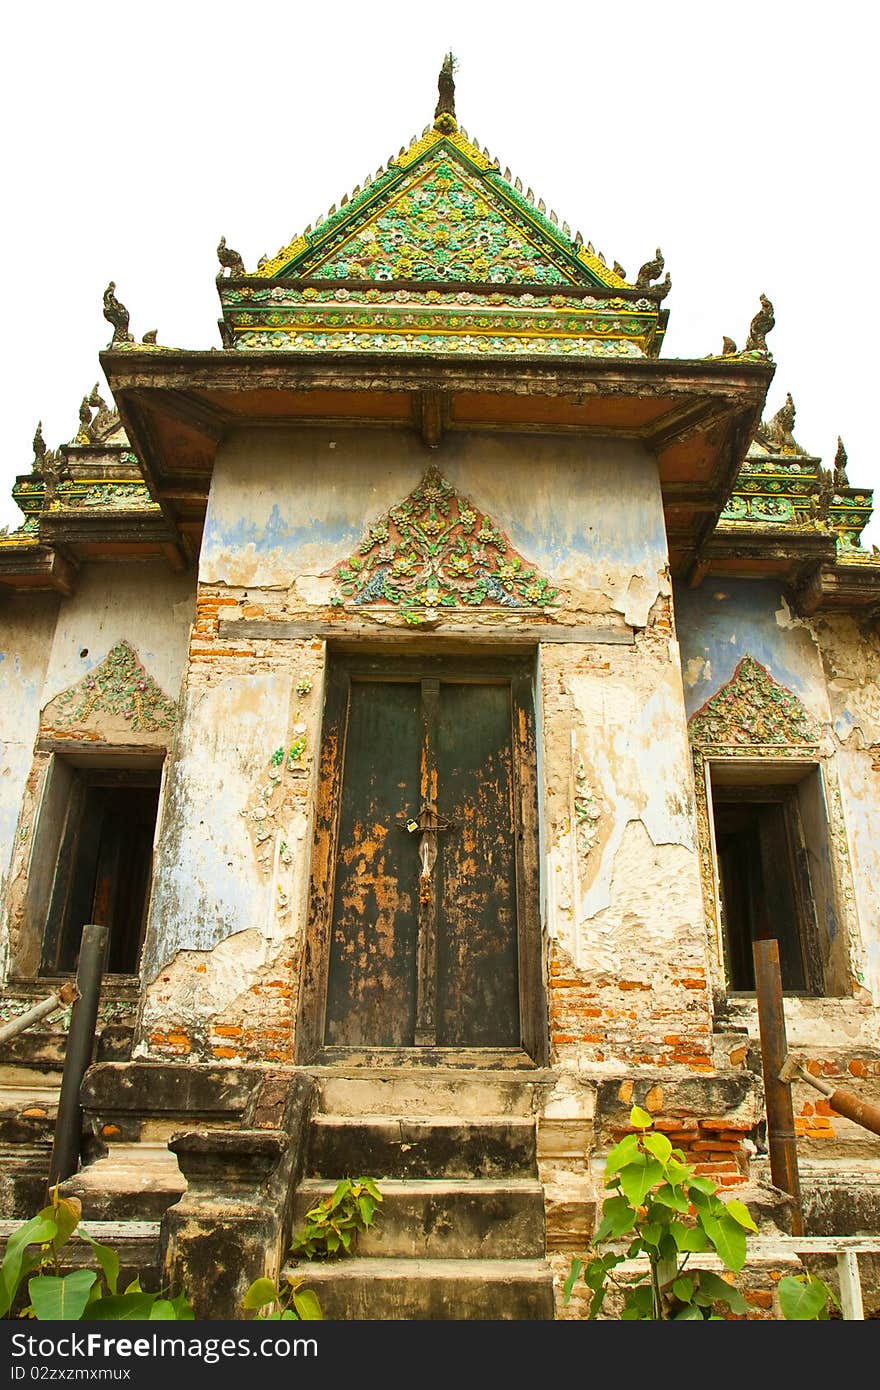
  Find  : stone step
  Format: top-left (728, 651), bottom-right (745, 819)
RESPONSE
top-left (59, 1143), bottom-right (186, 1221)
top-left (0, 1095), bottom-right (58, 1147)
top-left (308, 1067), bottom-right (549, 1120)
top-left (307, 1115), bottom-right (537, 1180)
top-left (293, 1176), bottom-right (546, 1259)
top-left (0, 1143), bottom-right (54, 1219)
top-left (282, 1256), bottom-right (556, 1320)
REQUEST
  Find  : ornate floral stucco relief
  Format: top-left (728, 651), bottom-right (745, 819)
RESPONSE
top-left (42, 640), bottom-right (178, 737)
top-left (329, 466), bottom-right (560, 624)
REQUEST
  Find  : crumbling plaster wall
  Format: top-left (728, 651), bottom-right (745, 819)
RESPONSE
top-left (139, 425), bottom-right (712, 1063)
top-left (0, 592), bottom-right (60, 966)
top-left (812, 613), bottom-right (880, 1007)
top-left (675, 578), bottom-right (879, 1031)
top-left (541, 626), bottom-right (712, 1072)
top-left (199, 426), bottom-right (668, 625)
top-left (1, 563), bottom-right (195, 981)
top-left (38, 563), bottom-right (195, 711)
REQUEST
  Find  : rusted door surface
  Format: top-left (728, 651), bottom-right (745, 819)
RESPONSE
top-left (319, 662), bottom-right (537, 1052)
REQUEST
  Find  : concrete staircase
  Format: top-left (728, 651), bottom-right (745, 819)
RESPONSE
top-left (285, 1068), bottom-right (556, 1319)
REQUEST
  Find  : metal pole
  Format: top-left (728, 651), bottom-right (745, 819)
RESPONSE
top-left (0, 982), bottom-right (78, 1045)
top-left (752, 937), bottom-right (804, 1236)
top-left (46, 924), bottom-right (109, 1192)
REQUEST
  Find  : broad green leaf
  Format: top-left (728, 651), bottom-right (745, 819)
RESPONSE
top-left (670, 1221), bottom-right (712, 1253)
top-left (778, 1274), bottom-right (833, 1320)
top-left (361, 1178), bottom-right (382, 1203)
top-left (585, 1254), bottom-right (622, 1291)
top-left (656, 1232), bottom-right (680, 1289)
top-left (292, 1288), bottom-right (322, 1320)
top-left (84, 1292), bottom-right (160, 1320)
top-left (588, 1286), bottom-right (607, 1319)
top-left (83, 1237), bottom-right (120, 1297)
top-left (688, 1176), bottom-right (719, 1196)
top-left (672, 1275), bottom-right (694, 1302)
top-left (625, 1284), bottom-right (656, 1317)
top-left (357, 1195), bottom-right (376, 1227)
top-left (652, 1184), bottom-right (689, 1213)
top-left (328, 1180), bottom-right (349, 1211)
top-left (701, 1214), bottom-right (747, 1272)
top-left (639, 1222), bottom-right (662, 1247)
top-left (693, 1269), bottom-right (748, 1313)
top-left (149, 1299), bottom-right (176, 1319)
top-left (665, 1158), bottom-right (692, 1185)
top-left (123, 1276), bottom-right (143, 1294)
top-left (643, 1131), bottom-right (673, 1163)
top-left (242, 1277), bottom-right (280, 1310)
top-left (563, 1259), bottom-right (583, 1302)
top-left (0, 1216), bottom-right (58, 1317)
top-left (29, 1270), bottom-right (97, 1321)
top-left (629, 1106), bottom-right (653, 1130)
top-left (619, 1158), bottom-right (664, 1208)
top-left (604, 1133), bottom-right (642, 1175)
top-left (723, 1199), bottom-right (758, 1233)
top-left (673, 1302), bottom-right (705, 1319)
top-left (168, 1292), bottom-right (195, 1320)
top-left (596, 1195), bottom-right (637, 1240)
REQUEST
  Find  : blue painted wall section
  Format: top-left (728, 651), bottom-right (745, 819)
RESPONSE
top-left (674, 578), bottom-right (826, 720)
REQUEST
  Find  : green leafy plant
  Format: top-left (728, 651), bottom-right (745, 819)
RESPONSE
top-left (290, 1177), bottom-right (383, 1261)
top-left (0, 1187), bottom-right (193, 1321)
top-left (241, 1274), bottom-right (322, 1321)
top-left (778, 1272), bottom-right (839, 1320)
top-left (564, 1105), bottom-right (759, 1320)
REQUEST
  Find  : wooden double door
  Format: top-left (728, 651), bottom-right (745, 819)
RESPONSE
top-left (297, 656), bottom-right (546, 1062)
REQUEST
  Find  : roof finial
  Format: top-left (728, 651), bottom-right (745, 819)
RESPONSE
top-left (433, 52), bottom-right (458, 134)
top-left (103, 282), bottom-right (134, 346)
top-left (744, 293), bottom-right (775, 355)
top-left (833, 436), bottom-right (849, 489)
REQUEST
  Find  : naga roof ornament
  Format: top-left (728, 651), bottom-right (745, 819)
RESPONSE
top-left (215, 57), bottom-right (670, 358)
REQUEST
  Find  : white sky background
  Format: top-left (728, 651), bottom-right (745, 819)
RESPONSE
top-left (2, 0), bottom-right (878, 547)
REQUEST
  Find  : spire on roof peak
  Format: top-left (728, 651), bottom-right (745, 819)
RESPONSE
top-left (433, 52), bottom-right (458, 134)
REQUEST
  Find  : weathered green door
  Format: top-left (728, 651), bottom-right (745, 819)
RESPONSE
top-left (301, 657), bottom-right (545, 1060)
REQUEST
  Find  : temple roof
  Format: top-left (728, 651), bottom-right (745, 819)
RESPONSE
top-left (214, 56), bottom-right (671, 360)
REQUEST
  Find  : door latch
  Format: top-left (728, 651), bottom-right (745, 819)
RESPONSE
top-left (403, 808), bottom-right (456, 834)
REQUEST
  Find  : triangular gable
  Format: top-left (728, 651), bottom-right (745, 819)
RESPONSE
top-left (329, 467), bottom-right (559, 624)
top-left (257, 131), bottom-right (623, 290)
top-left (688, 655), bottom-right (821, 751)
top-left (43, 640), bottom-right (178, 735)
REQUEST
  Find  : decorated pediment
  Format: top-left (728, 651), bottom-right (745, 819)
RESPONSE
top-left (217, 59), bottom-right (669, 358)
top-left (688, 655), bottom-right (821, 752)
top-left (271, 145), bottom-right (608, 288)
top-left (43, 641), bottom-right (178, 735)
top-left (329, 467), bottom-right (559, 624)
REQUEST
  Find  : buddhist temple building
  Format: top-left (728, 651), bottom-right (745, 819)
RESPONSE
top-left (1, 56), bottom-right (878, 1319)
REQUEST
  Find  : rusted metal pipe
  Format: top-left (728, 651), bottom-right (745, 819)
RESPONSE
top-left (47, 924), bottom-right (109, 1192)
top-left (0, 982), bottom-right (78, 1045)
top-left (779, 1054), bottom-right (880, 1138)
top-left (752, 938), bottom-right (804, 1235)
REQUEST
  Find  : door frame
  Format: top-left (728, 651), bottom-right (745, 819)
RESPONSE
top-left (294, 650), bottom-right (548, 1066)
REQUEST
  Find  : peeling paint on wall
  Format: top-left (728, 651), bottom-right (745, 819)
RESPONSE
top-left (200, 428), bottom-right (668, 621)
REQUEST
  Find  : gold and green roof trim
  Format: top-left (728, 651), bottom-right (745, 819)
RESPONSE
top-left (216, 58), bottom-right (669, 359)
top-left (718, 395), bottom-right (878, 561)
